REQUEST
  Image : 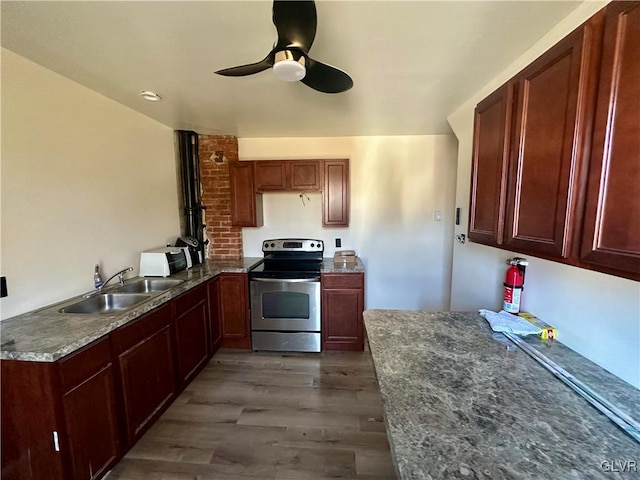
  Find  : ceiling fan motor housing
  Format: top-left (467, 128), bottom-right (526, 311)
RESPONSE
top-left (273, 50), bottom-right (306, 82)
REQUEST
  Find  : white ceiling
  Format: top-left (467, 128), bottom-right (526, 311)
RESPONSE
top-left (1, 1), bottom-right (581, 138)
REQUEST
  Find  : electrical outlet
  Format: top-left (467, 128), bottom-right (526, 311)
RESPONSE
top-left (335, 238), bottom-right (342, 248)
top-left (434, 210), bottom-right (442, 222)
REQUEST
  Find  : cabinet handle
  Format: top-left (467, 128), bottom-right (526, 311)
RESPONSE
top-left (251, 277), bottom-right (320, 283)
top-left (52, 431), bottom-right (60, 452)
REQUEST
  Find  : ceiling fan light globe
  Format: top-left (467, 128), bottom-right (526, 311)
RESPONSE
top-left (273, 59), bottom-right (306, 82)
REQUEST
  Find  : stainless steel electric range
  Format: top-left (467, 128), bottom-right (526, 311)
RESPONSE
top-left (248, 238), bottom-right (324, 352)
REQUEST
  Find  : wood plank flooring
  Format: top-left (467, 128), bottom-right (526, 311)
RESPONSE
top-left (107, 349), bottom-right (397, 480)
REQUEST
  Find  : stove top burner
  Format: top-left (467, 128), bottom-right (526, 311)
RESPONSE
top-left (250, 238), bottom-right (324, 279)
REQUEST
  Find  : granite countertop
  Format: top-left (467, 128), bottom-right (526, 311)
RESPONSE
top-left (364, 310), bottom-right (640, 480)
top-left (0, 256), bottom-right (365, 362)
top-left (0, 258), bottom-right (261, 362)
top-left (321, 257), bottom-right (365, 273)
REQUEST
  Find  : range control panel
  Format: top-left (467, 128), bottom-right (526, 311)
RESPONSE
top-left (262, 238), bottom-right (324, 253)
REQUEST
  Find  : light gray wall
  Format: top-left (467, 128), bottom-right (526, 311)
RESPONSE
top-left (239, 135), bottom-right (459, 311)
top-left (1, 49), bottom-right (180, 319)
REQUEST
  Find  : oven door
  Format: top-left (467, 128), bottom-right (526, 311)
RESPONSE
top-left (250, 277), bottom-right (320, 332)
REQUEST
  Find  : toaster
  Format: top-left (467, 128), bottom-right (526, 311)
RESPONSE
top-left (139, 247), bottom-right (188, 277)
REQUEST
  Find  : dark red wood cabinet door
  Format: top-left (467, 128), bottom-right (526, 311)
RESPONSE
top-left (254, 160), bottom-right (288, 191)
top-left (208, 277), bottom-right (223, 354)
top-left (290, 160), bottom-right (321, 191)
top-left (321, 273), bottom-right (364, 351)
top-left (118, 326), bottom-right (175, 444)
top-left (62, 365), bottom-right (120, 480)
top-left (174, 299), bottom-right (210, 386)
top-left (322, 160), bottom-right (350, 227)
top-left (580, 1), bottom-right (640, 276)
top-left (1, 361), bottom-right (65, 480)
top-left (505, 19), bottom-right (600, 257)
top-left (469, 83), bottom-right (513, 246)
top-left (230, 162), bottom-right (262, 227)
top-left (219, 273), bottom-right (251, 349)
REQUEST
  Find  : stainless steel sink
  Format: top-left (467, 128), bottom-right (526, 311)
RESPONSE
top-left (114, 278), bottom-right (184, 294)
top-left (58, 293), bottom-right (151, 314)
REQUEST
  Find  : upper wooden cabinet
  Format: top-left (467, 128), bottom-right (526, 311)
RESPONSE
top-left (254, 161), bottom-right (289, 191)
top-left (231, 159), bottom-right (349, 227)
top-left (579, 1), bottom-right (640, 275)
top-left (469, 84), bottom-right (513, 246)
top-left (254, 160), bottom-right (322, 192)
top-left (290, 161), bottom-right (322, 191)
top-left (504, 20), bottom-right (601, 258)
top-left (230, 162), bottom-right (263, 227)
top-left (323, 159), bottom-right (350, 227)
top-left (469, 2), bottom-right (639, 281)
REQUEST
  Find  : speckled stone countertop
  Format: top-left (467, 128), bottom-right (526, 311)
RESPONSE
top-left (1, 256), bottom-right (365, 362)
top-left (0, 258), bottom-right (261, 362)
top-left (321, 257), bottom-right (365, 273)
top-left (364, 310), bottom-right (640, 480)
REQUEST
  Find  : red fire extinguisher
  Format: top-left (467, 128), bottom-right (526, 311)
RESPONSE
top-left (503, 257), bottom-right (528, 314)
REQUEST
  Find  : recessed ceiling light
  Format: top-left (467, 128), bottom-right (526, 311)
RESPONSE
top-left (140, 91), bottom-right (162, 102)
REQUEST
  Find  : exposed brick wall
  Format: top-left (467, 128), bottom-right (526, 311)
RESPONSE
top-left (198, 135), bottom-right (243, 259)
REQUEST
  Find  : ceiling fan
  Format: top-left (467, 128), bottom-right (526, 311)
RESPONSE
top-left (215, 0), bottom-right (353, 94)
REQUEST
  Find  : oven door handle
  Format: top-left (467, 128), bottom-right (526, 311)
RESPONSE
top-left (251, 277), bottom-right (320, 283)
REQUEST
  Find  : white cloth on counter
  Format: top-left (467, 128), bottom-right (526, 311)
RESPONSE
top-left (478, 309), bottom-right (542, 336)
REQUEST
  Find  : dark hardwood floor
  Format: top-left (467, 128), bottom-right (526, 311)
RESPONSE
top-left (107, 349), bottom-right (396, 480)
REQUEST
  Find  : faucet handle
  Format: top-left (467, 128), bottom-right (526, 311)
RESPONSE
top-left (118, 267), bottom-right (134, 285)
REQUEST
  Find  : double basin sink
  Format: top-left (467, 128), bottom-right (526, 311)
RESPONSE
top-left (57, 278), bottom-right (184, 314)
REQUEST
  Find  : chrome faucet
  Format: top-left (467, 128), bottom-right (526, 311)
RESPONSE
top-left (94, 265), bottom-right (134, 291)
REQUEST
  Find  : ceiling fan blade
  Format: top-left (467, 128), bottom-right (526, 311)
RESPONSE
top-left (273, 0), bottom-right (317, 52)
top-left (215, 53), bottom-right (273, 77)
top-left (301, 57), bottom-right (353, 94)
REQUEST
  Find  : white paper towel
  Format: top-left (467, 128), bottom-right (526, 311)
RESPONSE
top-left (479, 309), bottom-right (542, 336)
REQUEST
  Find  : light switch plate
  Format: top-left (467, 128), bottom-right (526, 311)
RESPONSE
top-left (433, 210), bottom-right (442, 222)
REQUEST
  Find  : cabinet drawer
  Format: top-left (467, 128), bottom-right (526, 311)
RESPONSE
top-left (59, 336), bottom-right (112, 392)
top-left (322, 273), bottom-right (363, 289)
top-left (174, 283), bottom-right (207, 314)
top-left (113, 304), bottom-right (172, 353)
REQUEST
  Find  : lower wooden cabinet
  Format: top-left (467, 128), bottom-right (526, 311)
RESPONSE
top-left (112, 304), bottom-right (175, 446)
top-left (0, 274), bottom-right (252, 480)
top-left (321, 273), bottom-right (365, 351)
top-left (61, 364), bottom-right (120, 480)
top-left (217, 273), bottom-right (252, 349)
top-left (1, 337), bottom-right (121, 480)
top-left (207, 277), bottom-right (223, 354)
top-left (173, 284), bottom-right (210, 388)
top-left (59, 337), bottom-right (120, 480)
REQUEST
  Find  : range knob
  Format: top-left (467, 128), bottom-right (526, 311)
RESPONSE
top-left (317, 241), bottom-right (322, 248)
top-left (311, 243), bottom-right (315, 247)
top-left (271, 243), bottom-right (275, 247)
top-left (264, 243), bottom-right (269, 249)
